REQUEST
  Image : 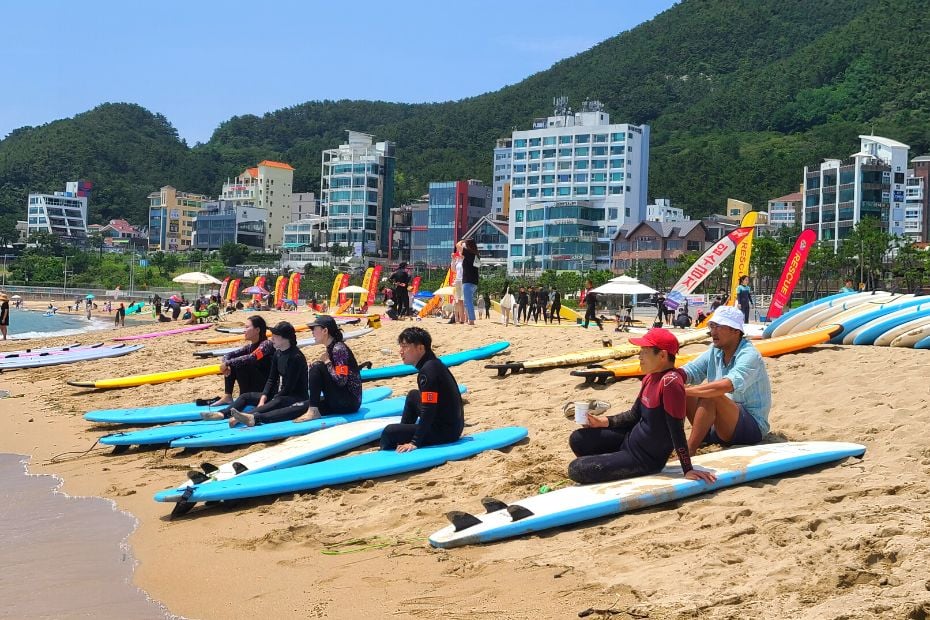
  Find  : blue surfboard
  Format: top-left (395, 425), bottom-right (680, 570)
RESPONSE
top-left (86, 385), bottom-right (392, 425)
top-left (831, 297), bottom-right (927, 343)
top-left (97, 387), bottom-right (395, 446)
top-left (154, 426), bottom-right (527, 503)
top-left (762, 291), bottom-right (854, 338)
top-left (169, 385), bottom-right (467, 449)
top-left (428, 441), bottom-right (865, 548)
top-left (360, 341), bottom-right (509, 381)
top-left (914, 334), bottom-right (930, 349)
top-left (851, 306), bottom-right (930, 345)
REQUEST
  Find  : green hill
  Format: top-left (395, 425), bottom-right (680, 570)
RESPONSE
top-left (3, 0), bottom-right (930, 229)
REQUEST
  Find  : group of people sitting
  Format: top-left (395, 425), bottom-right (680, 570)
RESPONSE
top-left (568, 305), bottom-right (771, 485)
top-left (196, 302), bottom-right (770, 484)
top-left (200, 316), bottom-right (463, 452)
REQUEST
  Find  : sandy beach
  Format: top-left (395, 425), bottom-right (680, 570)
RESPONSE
top-left (1, 304), bottom-right (929, 619)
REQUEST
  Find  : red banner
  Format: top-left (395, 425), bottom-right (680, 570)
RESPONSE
top-left (767, 229), bottom-right (817, 320)
top-left (666, 227), bottom-right (753, 310)
top-left (367, 265), bottom-right (383, 306)
top-left (338, 273), bottom-right (350, 304)
top-left (410, 275), bottom-right (422, 296)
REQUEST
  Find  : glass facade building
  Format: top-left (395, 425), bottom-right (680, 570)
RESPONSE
top-left (504, 99), bottom-right (649, 273)
top-left (802, 136), bottom-right (909, 251)
top-left (193, 202), bottom-right (266, 250)
top-left (320, 131), bottom-right (396, 255)
top-left (409, 181), bottom-right (491, 268)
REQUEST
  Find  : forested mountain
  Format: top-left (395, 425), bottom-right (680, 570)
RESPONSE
top-left (3, 0), bottom-right (930, 229)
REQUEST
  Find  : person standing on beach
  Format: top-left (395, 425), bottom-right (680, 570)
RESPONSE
top-left (682, 306), bottom-right (771, 455)
top-left (201, 315), bottom-right (275, 412)
top-left (549, 289), bottom-right (562, 324)
top-left (459, 239), bottom-right (480, 326)
top-left (389, 262), bottom-right (411, 318)
top-left (583, 280), bottom-right (603, 330)
top-left (568, 328), bottom-right (716, 484)
top-left (0, 293), bottom-right (9, 340)
top-left (736, 275), bottom-right (754, 323)
top-left (499, 287), bottom-right (515, 326)
top-left (528, 286), bottom-right (540, 323)
top-left (379, 327), bottom-right (464, 452)
top-left (85, 299), bottom-right (92, 320)
top-left (482, 291), bottom-right (491, 319)
top-left (217, 321), bottom-right (311, 427)
top-left (114, 303), bottom-right (126, 327)
top-left (293, 315), bottom-right (362, 421)
top-left (516, 286), bottom-right (530, 324)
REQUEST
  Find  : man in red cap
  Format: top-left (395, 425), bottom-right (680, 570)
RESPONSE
top-left (567, 328), bottom-right (717, 484)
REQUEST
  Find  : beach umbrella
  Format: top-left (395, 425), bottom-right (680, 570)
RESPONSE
top-left (11, 295), bottom-right (21, 300)
top-left (172, 271), bottom-right (223, 286)
top-left (85, 293), bottom-right (95, 300)
top-left (339, 285), bottom-right (369, 308)
top-left (592, 276), bottom-right (657, 318)
top-left (241, 285), bottom-right (270, 295)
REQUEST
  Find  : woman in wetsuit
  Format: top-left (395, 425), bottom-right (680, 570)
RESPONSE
top-left (293, 315), bottom-right (362, 421)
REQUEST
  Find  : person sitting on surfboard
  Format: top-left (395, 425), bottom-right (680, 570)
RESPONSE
top-left (293, 315), bottom-right (362, 422)
top-left (212, 321), bottom-right (311, 427)
top-left (379, 327), bottom-right (464, 453)
top-left (567, 328), bottom-right (717, 485)
top-left (200, 315), bottom-right (275, 412)
top-left (682, 305), bottom-right (771, 455)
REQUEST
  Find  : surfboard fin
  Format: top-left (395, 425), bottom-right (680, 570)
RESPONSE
top-left (506, 504), bottom-right (534, 522)
top-left (200, 462), bottom-right (218, 474)
top-left (110, 445), bottom-right (129, 455)
top-left (481, 497), bottom-right (508, 513)
top-left (446, 510), bottom-right (482, 532)
top-left (359, 361), bottom-right (373, 370)
top-left (187, 470), bottom-right (210, 485)
top-left (232, 462), bottom-right (248, 475)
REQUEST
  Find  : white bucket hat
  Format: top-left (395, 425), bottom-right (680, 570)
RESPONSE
top-left (709, 305), bottom-right (744, 332)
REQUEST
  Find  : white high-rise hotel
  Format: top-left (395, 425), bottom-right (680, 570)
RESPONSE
top-left (505, 98), bottom-right (649, 273)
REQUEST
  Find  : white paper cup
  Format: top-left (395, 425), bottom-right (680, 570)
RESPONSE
top-left (574, 401), bottom-right (590, 425)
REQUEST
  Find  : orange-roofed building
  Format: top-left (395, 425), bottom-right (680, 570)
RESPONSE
top-left (221, 159), bottom-right (295, 250)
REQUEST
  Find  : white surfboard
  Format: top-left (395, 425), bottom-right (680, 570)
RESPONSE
top-left (769, 292), bottom-right (886, 338)
top-left (429, 441), bottom-right (865, 548)
top-left (890, 319), bottom-right (930, 348)
top-left (842, 300), bottom-right (930, 345)
top-left (874, 314), bottom-right (930, 346)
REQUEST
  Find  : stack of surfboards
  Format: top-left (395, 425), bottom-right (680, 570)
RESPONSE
top-left (763, 291), bottom-right (930, 348)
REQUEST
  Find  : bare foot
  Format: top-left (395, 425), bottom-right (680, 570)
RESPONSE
top-left (200, 411), bottom-right (226, 421)
top-left (293, 407), bottom-right (322, 423)
top-left (229, 408), bottom-right (256, 427)
top-left (214, 396), bottom-right (233, 406)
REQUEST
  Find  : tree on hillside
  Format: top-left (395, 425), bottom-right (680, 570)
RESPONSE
top-left (219, 242), bottom-right (251, 267)
top-left (844, 217), bottom-right (893, 290)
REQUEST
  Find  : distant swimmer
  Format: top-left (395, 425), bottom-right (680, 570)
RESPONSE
top-left (567, 328), bottom-right (716, 485)
top-left (682, 306), bottom-right (772, 455)
top-left (379, 327), bottom-right (464, 453)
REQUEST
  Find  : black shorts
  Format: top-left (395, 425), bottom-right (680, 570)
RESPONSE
top-left (704, 403), bottom-right (763, 446)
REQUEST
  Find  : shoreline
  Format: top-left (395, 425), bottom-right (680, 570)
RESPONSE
top-left (2, 309), bottom-right (929, 618)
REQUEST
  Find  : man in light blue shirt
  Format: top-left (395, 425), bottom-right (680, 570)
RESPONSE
top-left (681, 305), bottom-right (771, 455)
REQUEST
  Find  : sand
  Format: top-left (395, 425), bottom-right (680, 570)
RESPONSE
top-left (1, 304), bottom-right (929, 619)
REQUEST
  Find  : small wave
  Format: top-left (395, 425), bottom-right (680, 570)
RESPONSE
top-left (10, 317), bottom-right (113, 341)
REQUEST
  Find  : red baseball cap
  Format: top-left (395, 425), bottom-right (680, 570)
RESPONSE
top-left (629, 328), bottom-right (680, 355)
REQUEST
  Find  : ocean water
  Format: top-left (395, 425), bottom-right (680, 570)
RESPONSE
top-left (0, 453), bottom-right (176, 619)
top-left (5, 308), bottom-right (111, 340)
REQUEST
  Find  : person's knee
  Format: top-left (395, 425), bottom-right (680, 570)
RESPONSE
top-left (568, 429), bottom-right (591, 456)
top-left (567, 457), bottom-right (601, 484)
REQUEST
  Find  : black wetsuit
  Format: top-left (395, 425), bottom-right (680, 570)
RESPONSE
top-left (379, 350), bottom-right (464, 450)
top-left (390, 268), bottom-right (411, 316)
top-left (222, 339), bottom-right (276, 396)
top-left (307, 340), bottom-right (363, 415)
top-left (537, 288), bottom-right (550, 323)
top-left (569, 369), bottom-right (693, 484)
top-left (584, 289), bottom-right (603, 330)
top-left (221, 345), bottom-right (309, 424)
top-left (516, 290), bottom-right (530, 323)
top-left (549, 291), bottom-right (561, 323)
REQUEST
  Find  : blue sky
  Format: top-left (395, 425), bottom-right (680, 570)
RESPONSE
top-left (2, 0), bottom-right (677, 144)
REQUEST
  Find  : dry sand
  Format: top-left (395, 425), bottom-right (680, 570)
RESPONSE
top-left (1, 306), bottom-right (929, 619)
